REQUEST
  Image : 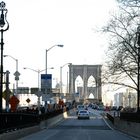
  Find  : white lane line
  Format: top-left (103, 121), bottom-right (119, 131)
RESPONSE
top-left (88, 108), bottom-right (114, 130)
top-left (102, 116), bottom-right (114, 130)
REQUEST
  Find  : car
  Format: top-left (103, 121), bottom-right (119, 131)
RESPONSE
top-left (97, 105), bottom-right (105, 111)
top-left (76, 105), bottom-right (86, 114)
top-left (77, 110), bottom-right (90, 119)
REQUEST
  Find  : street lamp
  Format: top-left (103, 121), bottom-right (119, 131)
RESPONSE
top-left (23, 67), bottom-right (54, 114)
top-left (60, 63), bottom-right (71, 93)
top-left (46, 44), bottom-right (63, 74)
top-left (4, 55), bottom-right (19, 95)
top-left (0, 1), bottom-right (9, 113)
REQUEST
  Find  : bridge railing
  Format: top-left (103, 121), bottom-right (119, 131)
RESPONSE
top-left (0, 109), bottom-right (64, 134)
top-left (0, 112), bottom-right (39, 134)
top-left (120, 112), bottom-right (140, 123)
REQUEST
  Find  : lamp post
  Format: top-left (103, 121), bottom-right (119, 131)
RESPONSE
top-left (0, 1), bottom-right (9, 113)
top-left (46, 44), bottom-right (63, 74)
top-left (60, 63), bottom-right (71, 93)
top-left (137, 25), bottom-right (140, 112)
top-left (23, 67), bottom-right (54, 114)
top-left (4, 55), bottom-right (19, 95)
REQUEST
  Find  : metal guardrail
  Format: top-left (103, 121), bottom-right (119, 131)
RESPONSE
top-left (0, 109), bottom-right (63, 134)
top-left (106, 113), bottom-right (114, 124)
top-left (120, 112), bottom-right (140, 123)
top-left (107, 111), bottom-right (140, 123)
top-left (0, 112), bottom-right (39, 133)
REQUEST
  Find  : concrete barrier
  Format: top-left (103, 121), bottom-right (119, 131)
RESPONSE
top-left (0, 111), bottom-right (68, 140)
top-left (114, 118), bottom-right (140, 138)
top-left (105, 112), bottom-right (140, 138)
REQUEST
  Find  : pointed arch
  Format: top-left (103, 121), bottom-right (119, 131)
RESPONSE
top-left (87, 75), bottom-right (96, 87)
top-left (89, 93), bottom-right (95, 99)
top-left (75, 75), bottom-right (83, 93)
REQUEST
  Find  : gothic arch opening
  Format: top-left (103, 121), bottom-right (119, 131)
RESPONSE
top-left (88, 75), bottom-right (96, 87)
top-left (75, 75), bottom-right (83, 99)
top-left (89, 93), bottom-right (94, 99)
top-left (87, 75), bottom-right (96, 99)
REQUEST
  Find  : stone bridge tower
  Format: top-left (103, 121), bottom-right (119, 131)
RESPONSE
top-left (68, 64), bottom-right (102, 102)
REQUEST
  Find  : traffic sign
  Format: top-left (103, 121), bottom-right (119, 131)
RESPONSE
top-left (9, 95), bottom-right (20, 112)
top-left (35, 91), bottom-right (43, 97)
top-left (26, 98), bottom-right (31, 103)
top-left (14, 71), bottom-right (20, 81)
top-left (14, 71), bottom-right (20, 77)
top-left (15, 76), bottom-right (19, 80)
top-left (41, 74), bottom-right (52, 94)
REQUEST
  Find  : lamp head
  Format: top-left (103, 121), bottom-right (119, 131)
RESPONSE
top-left (50, 67), bottom-right (54, 69)
top-left (3, 55), bottom-right (8, 57)
top-left (0, 2), bottom-right (6, 9)
top-left (57, 44), bottom-right (64, 47)
top-left (0, 1), bottom-right (6, 28)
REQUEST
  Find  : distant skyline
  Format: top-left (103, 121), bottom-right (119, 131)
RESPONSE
top-left (2, 0), bottom-right (118, 89)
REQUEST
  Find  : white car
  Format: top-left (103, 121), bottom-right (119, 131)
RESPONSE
top-left (77, 110), bottom-right (90, 119)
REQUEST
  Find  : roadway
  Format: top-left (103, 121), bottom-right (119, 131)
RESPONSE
top-left (19, 108), bottom-right (138, 140)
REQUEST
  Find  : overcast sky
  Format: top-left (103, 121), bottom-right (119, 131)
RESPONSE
top-left (2, 0), bottom-right (118, 89)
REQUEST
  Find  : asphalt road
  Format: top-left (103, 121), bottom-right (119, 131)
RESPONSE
top-left (19, 109), bottom-right (138, 140)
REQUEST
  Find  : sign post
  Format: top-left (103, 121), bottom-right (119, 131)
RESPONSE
top-left (14, 71), bottom-right (20, 95)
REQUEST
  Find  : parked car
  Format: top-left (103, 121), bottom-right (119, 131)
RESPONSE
top-left (77, 110), bottom-right (90, 119)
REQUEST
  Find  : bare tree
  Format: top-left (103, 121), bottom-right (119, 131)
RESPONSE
top-left (117, 0), bottom-right (140, 7)
top-left (101, 3), bottom-right (140, 92)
